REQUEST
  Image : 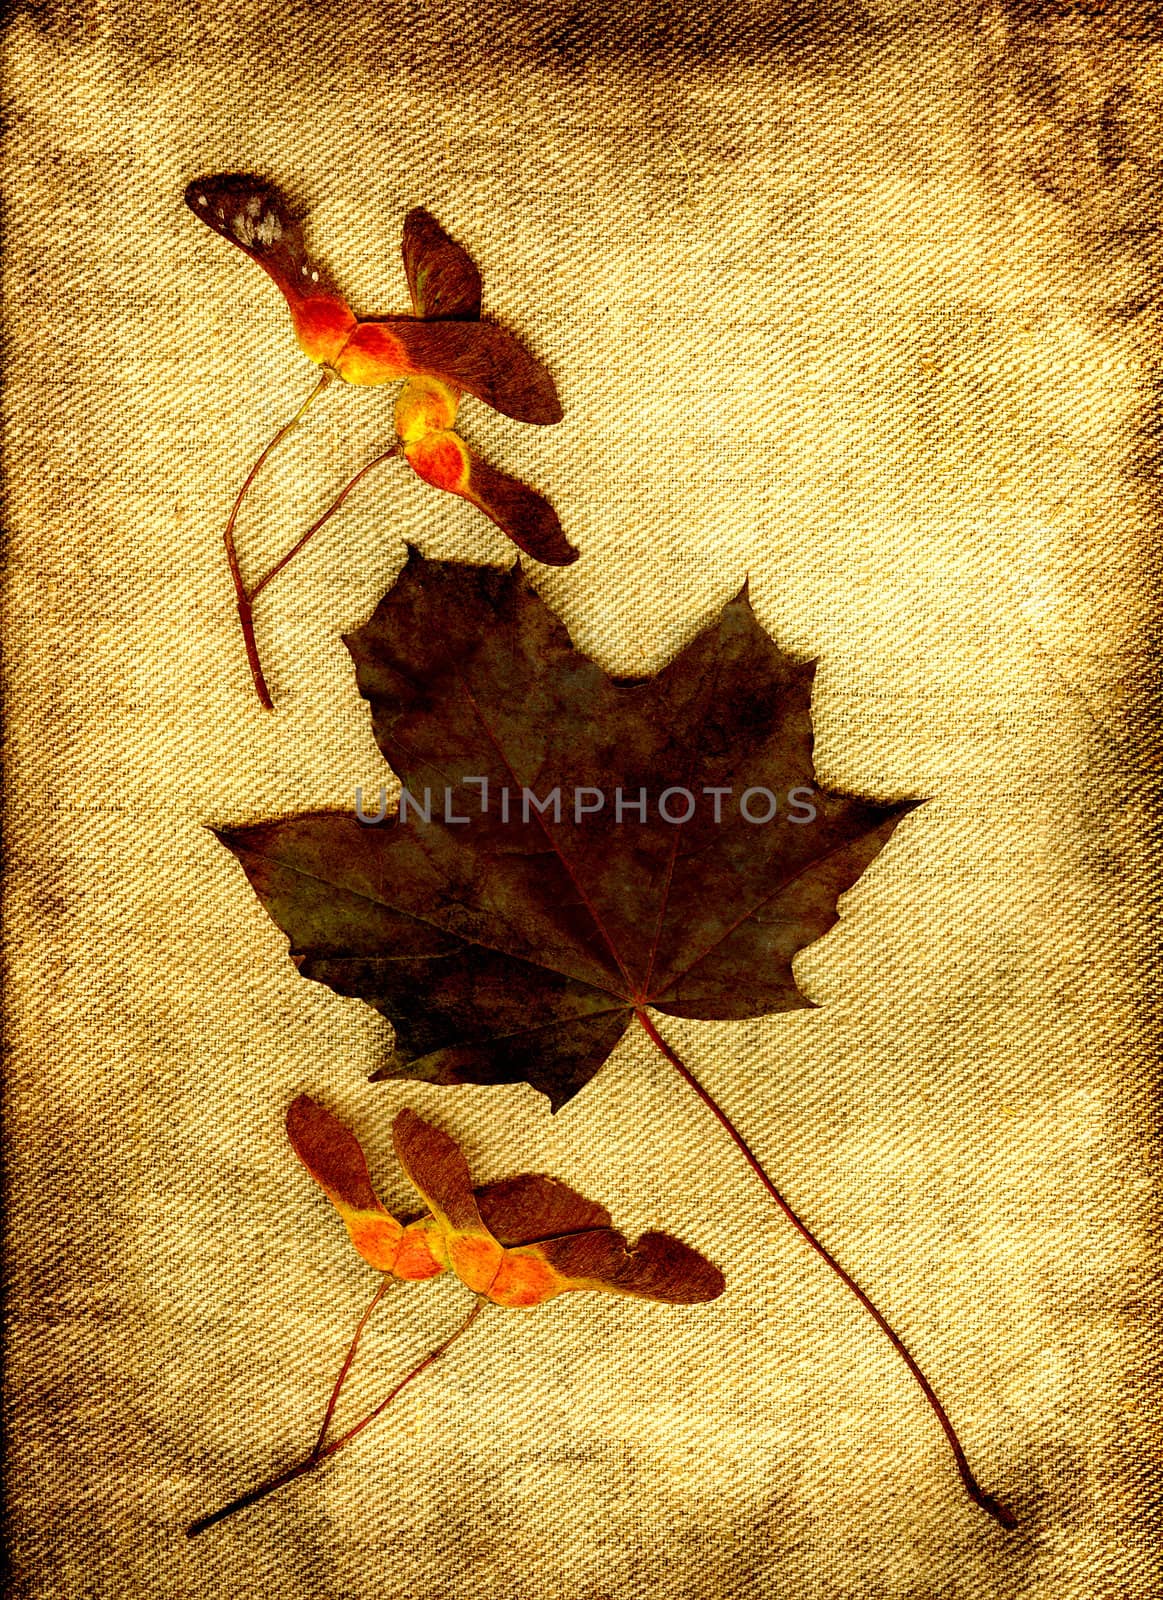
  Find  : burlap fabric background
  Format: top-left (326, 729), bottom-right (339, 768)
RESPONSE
top-left (2, 1), bottom-right (1159, 1594)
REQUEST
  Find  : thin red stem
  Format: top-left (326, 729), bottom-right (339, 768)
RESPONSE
top-left (248, 445), bottom-right (401, 604)
top-left (221, 372), bottom-right (332, 710)
top-left (310, 1276), bottom-right (392, 1460)
top-left (320, 1298), bottom-right (484, 1457)
top-left (232, 592), bottom-right (274, 712)
top-left (634, 1009), bottom-right (1015, 1530)
top-left (186, 1298), bottom-right (485, 1538)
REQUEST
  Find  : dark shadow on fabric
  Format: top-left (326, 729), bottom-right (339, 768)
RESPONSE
top-left (10, 0), bottom-right (876, 70)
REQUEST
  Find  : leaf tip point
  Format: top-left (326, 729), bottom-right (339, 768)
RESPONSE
top-left (368, 1063), bottom-right (394, 1083)
top-left (897, 796), bottom-right (932, 821)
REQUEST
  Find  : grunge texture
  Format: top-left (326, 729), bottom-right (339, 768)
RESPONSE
top-left (1, 1), bottom-right (1159, 1596)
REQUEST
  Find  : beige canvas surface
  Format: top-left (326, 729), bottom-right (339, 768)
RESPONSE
top-left (2, 1), bottom-right (1159, 1595)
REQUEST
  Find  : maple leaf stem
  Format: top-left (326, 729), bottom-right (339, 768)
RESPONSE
top-left (221, 372), bottom-right (333, 711)
top-left (310, 1275), bottom-right (393, 1460)
top-left (247, 445), bottom-right (403, 605)
top-left (634, 1009), bottom-right (1016, 1531)
top-left (185, 1298), bottom-right (486, 1538)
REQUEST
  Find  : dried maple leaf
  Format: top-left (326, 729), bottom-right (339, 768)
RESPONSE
top-left (183, 176), bottom-right (569, 710)
top-left (215, 552), bottom-right (1016, 1530)
top-left (218, 551), bottom-right (913, 1110)
top-left (187, 1097), bottom-right (721, 1535)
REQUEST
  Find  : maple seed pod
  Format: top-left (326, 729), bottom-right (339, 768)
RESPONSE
top-left (287, 1095), bottom-right (725, 1308)
top-left (185, 179), bottom-right (573, 708)
top-left (184, 1099), bottom-right (723, 1537)
top-left (285, 1095), bottom-right (444, 1279)
top-left (183, 174), bottom-right (563, 421)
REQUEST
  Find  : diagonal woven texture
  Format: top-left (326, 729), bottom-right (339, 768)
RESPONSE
top-left (1, 1), bottom-right (1159, 1595)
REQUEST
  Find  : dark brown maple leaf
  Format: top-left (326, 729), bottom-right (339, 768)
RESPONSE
top-left (214, 552), bottom-right (1017, 1529)
top-left (217, 550), bottom-right (916, 1112)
